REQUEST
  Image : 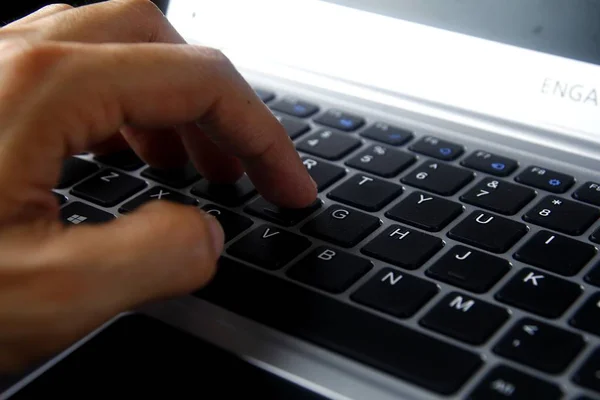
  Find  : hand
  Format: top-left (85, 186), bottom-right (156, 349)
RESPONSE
top-left (0, 0), bottom-right (316, 372)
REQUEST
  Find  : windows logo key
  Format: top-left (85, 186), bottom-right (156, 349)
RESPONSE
top-left (67, 214), bottom-right (88, 225)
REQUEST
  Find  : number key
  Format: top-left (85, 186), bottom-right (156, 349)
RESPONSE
top-left (345, 145), bottom-right (416, 177)
top-left (296, 129), bottom-right (361, 160)
top-left (460, 178), bottom-right (536, 215)
top-left (401, 161), bottom-right (474, 196)
top-left (274, 114), bottom-right (310, 139)
top-left (523, 195), bottom-right (600, 235)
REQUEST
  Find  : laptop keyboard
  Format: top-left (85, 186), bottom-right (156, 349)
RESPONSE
top-left (52, 87), bottom-right (600, 399)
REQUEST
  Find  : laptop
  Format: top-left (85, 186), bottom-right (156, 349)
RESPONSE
top-left (2, 0), bottom-right (600, 399)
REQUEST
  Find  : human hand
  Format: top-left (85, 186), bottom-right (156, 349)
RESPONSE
top-left (0, 0), bottom-right (316, 372)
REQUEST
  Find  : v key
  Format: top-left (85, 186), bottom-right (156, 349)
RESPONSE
top-left (262, 228), bottom-right (281, 239)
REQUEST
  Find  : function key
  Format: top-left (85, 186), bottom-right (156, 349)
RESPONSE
top-left (270, 97), bottom-right (319, 118)
top-left (94, 149), bottom-right (144, 171)
top-left (401, 161), bottom-right (474, 196)
top-left (71, 170), bottom-right (147, 207)
top-left (586, 262), bottom-right (600, 287)
top-left (254, 88), bottom-right (275, 103)
top-left (515, 166), bottom-right (574, 193)
top-left (460, 178), bottom-right (536, 215)
top-left (461, 151), bottom-right (518, 177)
top-left (409, 136), bottom-right (464, 161)
top-left (573, 181), bottom-right (600, 206)
top-left (202, 204), bottom-right (253, 243)
top-left (328, 174), bottom-right (403, 212)
top-left (523, 195), bottom-right (600, 236)
top-left (244, 197), bottom-right (322, 227)
top-left (56, 157), bottom-right (100, 189)
top-left (360, 122), bottom-right (413, 146)
top-left (60, 202), bottom-right (115, 225)
top-left (573, 347), bottom-right (600, 394)
top-left (296, 129), bottom-right (362, 160)
top-left (141, 163), bottom-right (201, 188)
top-left (314, 109), bottom-right (365, 132)
top-left (570, 292), bottom-right (600, 337)
top-left (385, 191), bottom-right (463, 232)
top-left (301, 157), bottom-right (346, 191)
top-left (119, 186), bottom-right (198, 213)
top-left (191, 175), bottom-right (257, 207)
top-left (345, 145), bottom-right (416, 178)
top-left (274, 114), bottom-right (311, 139)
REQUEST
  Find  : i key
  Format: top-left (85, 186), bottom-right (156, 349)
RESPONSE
top-left (460, 178), bottom-right (536, 215)
top-left (515, 166), bottom-right (574, 193)
top-left (386, 191), bottom-right (463, 232)
top-left (345, 145), bottom-right (416, 178)
top-left (297, 129), bottom-right (362, 160)
top-left (410, 136), bottom-right (464, 161)
top-left (570, 292), bottom-right (600, 337)
top-left (402, 161), bottom-right (474, 196)
top-left (469, 365), bottom-right (563, 400)
top-left (202, 204), bottom-right (253, 243)
top-left (328, 174), bottom-right (403, 212)
top-left (461, 151), bottom-right (518, 177)
top-left (494, 318), bottom-right (585, 374)
top-left (302, 157), bottom-right (346, 191)
top-left (71, 169), bottom-right (147, 207)
top-left (360, 122), bottom-right (413, 146)
top-left (523, 195), bottom-right (600, 235)
top-left (496, 267), bottom-right (582, 318)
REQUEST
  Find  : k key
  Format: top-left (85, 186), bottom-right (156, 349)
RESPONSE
top-left (71, 169), bottom-right (147, 207)
top-left (328, 174), bottom-right (403, 211)
top-left (296, 129), bottom-right (362, 160)
top-left (345, 145), bottom-right (416, 178)
top-left (460, 178), bottom-right (536, 215)
top-left (524, 195), bottom-right (600, 235)
top-left (386, 191), bottom-right (463, 232)
top-left (401, 161), bottom-right (474, 196)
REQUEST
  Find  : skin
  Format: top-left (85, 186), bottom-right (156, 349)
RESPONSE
top-left (0, 0), bottom-right (317, 373)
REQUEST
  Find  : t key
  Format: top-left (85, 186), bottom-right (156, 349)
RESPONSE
top-left (460, 178), bottom-right (536, 215)
top-left (328, 174), bottom-right (403, 211)
top-left (402, 161), bottom-right (474, 196)
top-left (296, 129), bottom-right (361, 160)
top-left (523, 195), bottom-right (600, 235)
top-left (71, 169), bottom-right (147, 207)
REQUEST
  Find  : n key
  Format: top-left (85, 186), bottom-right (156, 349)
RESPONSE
top-left (524, 195), bottom-right (600, 235)
top-left (402, 161), bottom-right (474, 196)
top-left (328, 174), bottom-right (403, 211)
top-left (71, 170), bottom-right (146, 207)
top-left (460, 178), bottom-right (536, 215)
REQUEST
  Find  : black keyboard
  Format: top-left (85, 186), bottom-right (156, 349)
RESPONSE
top-left (53, 87), bottom-right (600, 399)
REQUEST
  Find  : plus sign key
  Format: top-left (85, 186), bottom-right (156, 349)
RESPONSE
top-left (515, 166), bottom-right (574, 193)
top-left (119, 186), bottom-right (198, 213)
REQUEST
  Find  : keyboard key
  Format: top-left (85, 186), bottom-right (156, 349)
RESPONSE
top-left (448, 211), bottom-right (528, 253)
top-left (345, 145), bottom-right (416, 178)
top-left (71, 170), bottom-right (147, 207)
top-left (409, 136), bottom-right (464, 161)
top-left (296, 129), bottom-right (361, 160)
top-left (202, 204), bottom-right (253, 243)
top-left (574, 181), bottom-right (600, 207)
top-left (195, 258), bottom-right (483, 395)
top-left (119, 186), bottom-right (198, 213)
top-left (461, 151), bottom-right (518, 177)
top-left (570, 292), bottom-right (600, 337)
top-left (586, 262), bottom-right (600, 287)
top-left (351, 268), bottom-right (438, 318)
top-left (254, 88), bottom-right (275, 103)
top-left (362, 225), bottom-right (444, 270)
top-left (496, 267), bottom-right (582, 318)
top-left (94, 149), bottom-right (144, 171)
top-left (301, 157), bottom-right (346, 191)
top-left (524, 195), bottom-right (600, 235)
top-left (314, 109), bottom-right (365, 132)
top-left (328, 174), bottom-right (403, 211)
top-left (386, 191), bottom-right (463, 231)
top-left (494, 318), bottom-right (585, 374)
top-left (227, 225), bottom-right (311, 270)
top-left (270, 97), bottom-right (319, 118)
top-left (302, 205), bottom-right (381, 248)
top-left (360, 123), bottom-right (413, 146)
top-left (60, 202), bottom-right (115, 225)
top-left (515, 166), bottom-right (575, 193)
top-left (420, 292), bottom-right (509, 345)
top-left (53, 192), bottom-right (67, 206)
top-left (287, 246), bottom-right (372, 294)
top-left (56, 157), bottom-right (99, 189)
top-left (401, 160), bottom-right (474, 196)
top-left (141, 163), bottom-right (200, 188)
top-left (191, 175), bottom-right (256, 207)
top-left (274, 114), bottom-right (310, 139)
top-left (245, 197), bottom-right (322, 227)
top-left (460, 178), bottom-right (536, 215)
top-left (514, 230), bottom-right (596, 276)
top-left (573, 347), bottom-right (600, 394)
top-left (426, 245), bottom-right (511, 293)
top-left (468, 365), bottom-right (563, 400)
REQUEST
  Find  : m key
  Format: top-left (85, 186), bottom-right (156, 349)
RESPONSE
top-left (328, 174), bottom-right (403, 211)
top-left (523, 195), bottom-right (600, 235)
top-left (401, 161), bottom-right (474, 196)
top-left (496, 267), bottom-right (582, 318)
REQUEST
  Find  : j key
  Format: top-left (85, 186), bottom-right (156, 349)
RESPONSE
top-left (302, 205), bottom-right (381, 248)
top-left (351, 268), bottom-right (438, 318)
top-left (573, 347), bottom-right (600, 394)
top-left (496, 267), bottom-right (582, 318)
top-left (94, 149), bottom-right (144, 171)
top-left (426, 245), bottom-right (511, 293)
top-left (314, 109), bottom-right (365, 132)
top-left (494, 318), bottom-right (585, 374)
top-left (56, 157), bottom-right (99, 189)
top-left (362, 225), bottom-right (444, 270)
top-left (461, 150), bottom-right (518, 177)
top-left (195, 258), bottom-right (483, 395)
top-left (360, 122), bottom-right (413, 146)
top-left (202, 204), bottom-right (253, 243)
top-left (586, 262), bottom-right (600, 287)
top-left (274, 114), bottom-right (311, 139)
top-left (296, 129), bottom-right (362, 160)
top-left (60, 202), bottom-right (115, 225)
top-left (227, 225), bottom-right (311, 270)
top-left (301, 157), bottom-right (346, 191)
top-left (328, 174), bottom-right (403, 212)
top-left (402, 161), bottom-right (474, 196)
top-left (53, 192), bottom-right (67, 206)
top-left (514, 230), bottom-right (596, 276)
top-left (515, 166), bottom-right (574, 193)
top-left (254, 88), bottom-right (275, 103)
top-left (345, 145), bottom-right (416, 178)
top-left (386, 191), bottom-right (463, 232)
top-left (574, 181), bottom-right (600, 206)
top-left (191, 175), bottom-right (257, 207)
top-left (460, 178), bottom-right (536, 215)
top-left (245, 197), bottom-right (322, 227)
top-left (570, 292), bottom-right (600, 337)
top-left (420, 292), bottom-right (509, 345)
top-left (119, 187), bottom-right (198, 214)
top-left (524, 195), bottom-right (600, 235)
top-left (468, 365), bottom-right (563, 400)
top-left (141, 163), bottom-right (200, 188)
top-left (287, 246), bottom-right (373, 294)
top-left (448, 211), bottom-right (528, 253)
top-left (270, 97), bottom-right (319, 118)
top-left (71, 170), bottom-right (146, 207)
top-left (409, 136), bottom-right (464, 161)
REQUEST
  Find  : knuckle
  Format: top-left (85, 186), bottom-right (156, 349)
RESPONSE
top-left (1, 41), bottom-right (70, 84)
top-left (121, 0), bottom-right (165, 21)
top-left (198, 47), bottom-right (234, 71)
top-left (40, 3), bottom-right (73, 13)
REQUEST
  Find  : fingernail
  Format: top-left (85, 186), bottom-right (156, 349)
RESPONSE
top-left (204, 213), bottom-right (225, 255)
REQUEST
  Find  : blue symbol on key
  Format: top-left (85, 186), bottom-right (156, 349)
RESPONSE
top-left (439, 148), bottom-right (452, 156)
top-left (389, 133), bottom-right (403, 141)
top-left (293, 104), bottom-right (307, 114)
top-left (548, 179), bottom-right (561, 187)
top-left (340, 119), bottom-right (354, 128)
top-left (491, 162), bottom-right (506, 171)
